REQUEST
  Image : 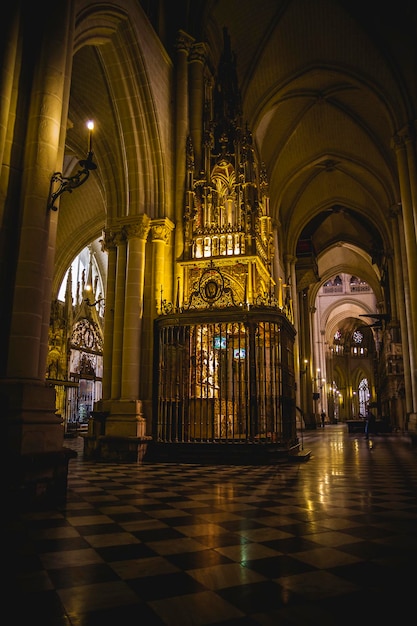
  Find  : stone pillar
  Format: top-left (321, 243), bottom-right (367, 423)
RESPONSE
top-left (99, 229), bottom-right (117, 403)
top-left (298, 287), bottom-right (314, 428)
top-left (174, 31), bottom-right (194, 263)
top-left (138, 218), bottom-right (175, 429)
top-left (110, 229), bottom-right (127, 400)
top-left (404, 124), bottom-right (417, 242)
top-left (103, 216), bottom-right (150, 439)
top-left (403, 123), bottom-right (417, 434)
top-left (0, 8), bottom-right (19, 191)
top-left (151, 218), bottom-right (175, 313)
top-left (3, 3), bottom-right (77, 505)
top-left (393, 129), bottom-right (417, 427)
top-left (4, 2), bottom-right (73, 431)
top-left (188, 42), bottom-right (207, 177)
top-left (310, 303), bottom-right (321, 426)
top-left (121, 216), bottom-right (151, 399)
top-left (385, 247), bottom-right (398, 324)
top-left (389, 206), bottom-right (413, 417)
top-left (285, 255), bottom-right (300, 407)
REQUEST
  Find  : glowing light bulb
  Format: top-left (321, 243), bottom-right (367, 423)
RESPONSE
top-left (87, 120), bottom-right (94, 152)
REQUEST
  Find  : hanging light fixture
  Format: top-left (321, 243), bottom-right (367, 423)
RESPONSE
top-left (47, 120), bottom-right (97, 211)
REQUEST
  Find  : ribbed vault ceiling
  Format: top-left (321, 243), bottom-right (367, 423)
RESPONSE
top-left (54, 0), bottom-right (416, 323)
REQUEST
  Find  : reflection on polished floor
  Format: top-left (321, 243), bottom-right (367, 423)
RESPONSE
top-left (7, 425), bottom-right (417, 625)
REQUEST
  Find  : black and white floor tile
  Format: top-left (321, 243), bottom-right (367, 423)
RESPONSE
top-left (6, 425), bottom-right (417, 625)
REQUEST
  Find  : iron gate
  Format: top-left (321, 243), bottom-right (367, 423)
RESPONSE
top-left (154, 309), bottom-right (297, 448)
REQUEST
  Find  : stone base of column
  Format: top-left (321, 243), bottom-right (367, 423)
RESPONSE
top-left (407, 412), bottom-right (417, 445)
top-left (104, 399), bottom-right (146, 437)
top-left (141, 398), bottom-right (153, 435)
top-left (4, 379), bottom-right (76, 510)
top-left (83, 399), bottom-right (151, 462)
top-left (8, 447), bottom-right (77, 511)
top-left (82, 433), bottom-right (151, 462)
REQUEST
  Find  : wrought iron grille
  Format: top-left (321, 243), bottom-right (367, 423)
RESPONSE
top-left (154, 310), bottom-right (296, 447)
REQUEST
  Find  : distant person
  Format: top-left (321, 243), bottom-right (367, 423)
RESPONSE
top-left (321, 411), bottom-right (326, 428)
top-left (365, 408), bottom-right (376, 439)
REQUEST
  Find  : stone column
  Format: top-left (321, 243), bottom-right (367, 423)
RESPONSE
top-left (110, 229), bottom-right (127, 400)
top-left (3, 3), bottom-right (77, 505)
top-left (403, 124), bottom-right (417, 432)
top-left (285, 254), bottom-right (300, 407)
top-left (121, 216), bottom-right (151, 400)
top-left (310, 303), bottom-right (321, 426)
top-left (393, 130), bottom-right (417, 424)
top-left (174, 31), bottom-right (194, 263)
top-left (389, 206), bottom-right (413, 417)
top-left (0, 7), bottom-right (19, 184)
top-left (188, 42), bottom-right (207, 177)
top-left (151, 218), bottom-right (175, 314)
top-left (298, 287), bottom-right (314, 427)
top-left (104, 216), bottom-right (150, 439)
top-left (4, 2), bottom-right (74, 455)
top-left (385, 247), bottom-right (398, 324)
top-left (138, 218), bottom-right (175, 429)
top-left (404, 124), bottom-right (417, 241)
top-left (99, 229), bottom-right (117, 403)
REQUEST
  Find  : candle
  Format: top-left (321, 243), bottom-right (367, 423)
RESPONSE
top-left (87, 120), bottom-right (94, 152)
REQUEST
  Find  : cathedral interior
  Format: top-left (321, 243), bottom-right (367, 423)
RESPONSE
top-left (3, 1), bottom-right (417, 622)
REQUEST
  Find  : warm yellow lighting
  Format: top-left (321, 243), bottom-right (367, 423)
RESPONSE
top-left (87, 120), bottom-right (94, 152)
top-left (47, 120), bottom-right (96, 210)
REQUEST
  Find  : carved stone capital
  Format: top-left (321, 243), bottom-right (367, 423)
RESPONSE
top-left (175, 30), bottom-right (195, 54)
top-left (150, 218), bottom-right (175, 243)
top-left (189, 42), bottom-right (208, 65)
top-left (123, 215), bottom-right (151, 241)
top-left (102, 227), bottom-right (126, 248)
top-left (101, 228), bottom-right (118, 251)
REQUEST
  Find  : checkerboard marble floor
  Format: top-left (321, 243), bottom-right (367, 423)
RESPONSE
top-left (6, 425), bottom-right (417, 625)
